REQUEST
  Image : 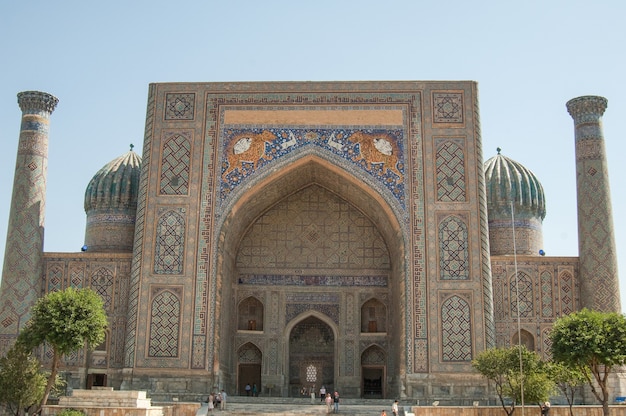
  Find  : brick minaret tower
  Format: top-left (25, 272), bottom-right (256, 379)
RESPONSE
top-left (566, 95), bottom-right (620, 312)
top-left (0, 91), bottom-right (58, 350)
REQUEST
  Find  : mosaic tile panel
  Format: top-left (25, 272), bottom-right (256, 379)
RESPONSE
top-left (220, 128), bottom-right (405, 207)
top-left (438, 215), bottom-right (469, 280)
top-left (154, 208), bottom-right (186, 274)
top-left (361, 345), bottom-right (385, 365)
top-left (510, 271), bottom-right (534, 318)
top-left (540, 271), bottom-right (553, 317)
top-left (441, 295), bottom-right (472, 361)
top-left (46, 263), bottom-right (64, 292)
top-left (148, 289), bottom-right (181, 358)
top-left (542, 327), bottom-right (552, 359)
top-left (198, 87), bottom-right (425, 377)
top-left (165, 93), bottom-right (195, 120)
top-left (345, 340), bottom-right (355, 376)
top-left (238, 343), bottom-right (262, 363)
top-left (192, 335), bottom-right (206, 369)
top-left (269, 339), bottom-right (278, 374)
top-left (236, 184), bottom-right (391, 271)
top-left (91, 267), bottom-right (114, 310)
top-left (125, 84), bottom-right (156, 367)
top-left (286, 304), bottom-right (339, 325)
top-left (70, 264), bottom-right (85, 287)
top-left (0, 105), bottom-right (53, 338)
top-left (159, 132), bottom-right (191, 195)
top-left (239, 274), bottom-right (387, 287)
top-left (559, 270), bottom-right (574, 315)
top-left (435, 139), bottom-right (466, 202)
top-left (433, 92), bottom-right (464, 123)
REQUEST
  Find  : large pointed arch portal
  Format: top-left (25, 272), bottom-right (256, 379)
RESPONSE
top-left (215, 152), bottom-right (405, 397)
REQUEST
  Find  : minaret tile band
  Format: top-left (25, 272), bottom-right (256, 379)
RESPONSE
top-left (566, 95), bottom-right (620, 312)
top-left (0, 91), bottom-right (58, 347)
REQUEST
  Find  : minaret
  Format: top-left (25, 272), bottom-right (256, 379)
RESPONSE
top-left (566, 95), bottom-right (620, 312)
top-left (0, 91), bottom-right (58, 349)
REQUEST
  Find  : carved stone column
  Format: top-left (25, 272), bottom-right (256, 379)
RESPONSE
top-left (566, 95), bottom-right (620, 312)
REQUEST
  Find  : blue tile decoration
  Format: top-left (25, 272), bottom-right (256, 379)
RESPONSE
top-left (220, 128), bottom-right (405, 208)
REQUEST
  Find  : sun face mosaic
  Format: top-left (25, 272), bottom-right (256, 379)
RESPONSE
top-left (220, 127), bottom-right (406, 207)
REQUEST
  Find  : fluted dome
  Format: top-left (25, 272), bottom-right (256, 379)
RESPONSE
top-left (85, 150), bottom-right (141, 212)
top-left (484, 149), bottom-right (546, 220)
top-left (83, 149), bottom-right (142, 252)
top-left (484, 149), bottom-right (546, 256)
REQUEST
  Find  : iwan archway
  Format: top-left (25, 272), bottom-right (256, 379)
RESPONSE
top-left (215, 154), bottom-right (406, 398)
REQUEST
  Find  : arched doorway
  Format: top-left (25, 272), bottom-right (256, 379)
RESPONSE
top-left (237, 343), bottom-right (262, 396)
top-left (289, 316), bottom-right (334, 397)
top-left (216, 155), bottom-right (406, 397)
top-left (361, 345), bottom-right (386, 398)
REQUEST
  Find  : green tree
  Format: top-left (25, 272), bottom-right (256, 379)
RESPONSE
top-left (473, 345), bottom-right (554, 416)
top-left (0, 343), bottom-right (48, 416)
top-left (550, 309), bottom-right (626, 416)
top-left (18, 287), bottom-right (108, 413)
top-left (546, 361), bottom-right (587, 416)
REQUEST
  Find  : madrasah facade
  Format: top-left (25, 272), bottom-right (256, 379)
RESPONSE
top-left (0, 81), bottom-right (620, 403)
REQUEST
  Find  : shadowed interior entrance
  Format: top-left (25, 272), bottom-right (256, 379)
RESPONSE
top-left (289, 316), bottom-right (334, 397)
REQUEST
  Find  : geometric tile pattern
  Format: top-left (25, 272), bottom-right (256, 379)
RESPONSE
top-left (567, 96), bottom-right (620, 312)
top-left (239, 274), bottom-right (387, 287)
top-left (510, 271), bottom-right (533, 318)
top-left (441, 295), bottom-right (472, 361)
top-left (221, 128), bottom-right (405, 208)
top-left (91, 267), bottom-right (114, 310)
top-left (149, 290), bottom-right (180, 357)
top-left (559, 270), bottom-right (574, 315)
top-left (0, 92), bottom-right (57, 341)
top-left (47, 263), bottom-right (64, 292)
top-left (159, 132), bottom-right (191, 195)
top-left (154, 209), bottom-right (186, 274)
top-left (439, 215), bottom-right (469, 280)
top-left (540, 271), bottom-right (553, 317)
top-left (361, 345), bottom-right (385, 365)
top-left (286, 304), bottom-right (339, 325)
top-left (236, 185), bottom-right (391, 271)
top-left (164, 93), bottom-right (195, 120)
top-left (433, 92), bottom-right (464, 123)
top-left (435, 140), bottom-right (466, 201)
top-left (238, 343), bottom-right (262, 363)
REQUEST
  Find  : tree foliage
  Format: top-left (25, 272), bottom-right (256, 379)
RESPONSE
top-left (550, 309), bottom-right (626, 416)
top-left (473, 345), bottom-right (554, 416)
top-left (0, 343), bottom-right (48, 416)
top-left (18, 287), bottom-right (108, 413)
top-left (546, 361), bottom-right (587, 416)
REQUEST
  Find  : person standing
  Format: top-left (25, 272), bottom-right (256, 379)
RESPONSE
top-left (392, 400), bottom-right (399, 415)
top-left (253, 383), bottom-right (258, 397)
top-left (325, 393), bottom-right (333, 414)
top-left (220, 389), bottom-right (227, 410)
top-left (207, 393), bottom-right (214, 412)
top-left (333, 391), bottom-right (340, 413)
top-left (320, 385), bottom-right (326, 402)
top-left (245, 383), bottom-right (251, 396)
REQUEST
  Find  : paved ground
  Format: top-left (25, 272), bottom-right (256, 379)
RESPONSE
top-left (195, 398), bottom-right (411, 415)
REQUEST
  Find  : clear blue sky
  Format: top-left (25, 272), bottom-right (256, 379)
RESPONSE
top-left (1, 1), bottom-right (625, 309)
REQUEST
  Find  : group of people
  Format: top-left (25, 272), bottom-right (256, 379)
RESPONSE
top-left (244, 383), bottom-right (258, 396)
top-left (206, 389), bottom-right (227, 411)
top-left (380, 400), bottom-right (399, 416)
top-left (321, 389), bottom-right (340, 414)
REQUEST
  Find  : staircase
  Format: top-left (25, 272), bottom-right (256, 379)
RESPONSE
top-left (200, 396), bottom-right (413, 416)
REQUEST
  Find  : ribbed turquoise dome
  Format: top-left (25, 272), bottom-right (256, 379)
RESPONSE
top-left (83, 149), bottom-right (142, 252)
top-left (84, 150), bottom-right (142, 213)
top-left (484, 149), bottom-right (546, 220)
